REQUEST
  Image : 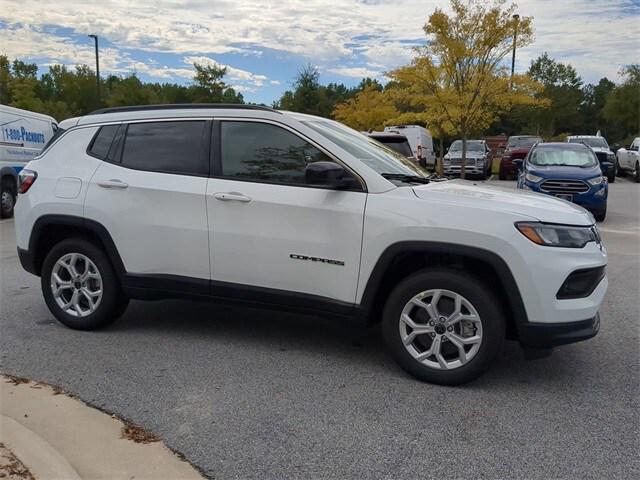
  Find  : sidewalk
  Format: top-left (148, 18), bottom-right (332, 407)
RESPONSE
top-left (0, 375), bottom-right (204, 480)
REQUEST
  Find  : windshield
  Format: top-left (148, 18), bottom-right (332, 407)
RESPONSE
top-left (449, 140), bottom-right (484, 152)
top-left (507, 136), bottom-right (541, 148)
top-left (302, 120), bottom-right (427, 177)
top-left (372, 137), bottom-right (414, 158)
top-left (568, 137), bottom-right (608, 148)
top-left (529, 147), bottom-right (598, 168)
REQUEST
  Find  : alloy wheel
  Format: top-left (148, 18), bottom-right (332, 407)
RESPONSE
top-left (51, 253), bottom-right (103, 317)
top-left (399, 289), bottom-right (483, 370)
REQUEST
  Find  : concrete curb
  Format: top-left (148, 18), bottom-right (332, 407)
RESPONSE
top-left (0, 376), bottom-right (204, 480)
top-left (1, 414), bottom-right (82, 480)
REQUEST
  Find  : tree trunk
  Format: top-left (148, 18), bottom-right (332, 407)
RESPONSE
top-left (438, 136), bottom-right (445, 175)
top-left (460, 133), bottom-right (467, 179)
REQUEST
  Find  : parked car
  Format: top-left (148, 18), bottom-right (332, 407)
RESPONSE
top-left (365, 132), bottom-right (416, 162)
top-left (443, 140), bottom-right (492, 179)
top-left (615, 137), bottom-right (640, 182)
top-left (516, 142), bottom-right (608, 221)
top-left (15, 104), bottom-right (607, 385)
top-left (500, 135), bottom-right (542, 180)
top-left (566, 135), bottom-right (617, 183)
top-left (384, 125), bottom-right (435, 170)
top-left (0, 105), bottom-right (58, 218)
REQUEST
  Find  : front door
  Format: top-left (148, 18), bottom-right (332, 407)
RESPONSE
top-left (206, 119), bottom-right (366, 305)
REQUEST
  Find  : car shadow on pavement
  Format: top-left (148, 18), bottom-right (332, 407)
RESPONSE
top-left (98, 298), bottom-right (598, 389)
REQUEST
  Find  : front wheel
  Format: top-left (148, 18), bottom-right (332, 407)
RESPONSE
top-left (635, 161), bottom-right (640, 183)
top-left (41, 238), bottom-right (128, 330)
top-left (382, 269), bottom-right (505, 385)
top-left (616, 159), bottom-right (625, 177)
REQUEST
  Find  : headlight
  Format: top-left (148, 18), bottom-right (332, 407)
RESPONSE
top-left (607, 154), bottom-right (615, 161)
top-left (525, 173), bottom-right (543, 183)
top-left (515, 222), bottom-right (598, 248)
top-left (588, 176), bottom-right (604, 186)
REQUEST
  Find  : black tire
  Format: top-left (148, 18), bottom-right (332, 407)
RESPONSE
top-left (616, 159), bottom-right (625, 177)
top-left (498, 168), bottom-right (506, 181)
top-left (635, 161), bottom-right (640, 183)
top-left (608, 166), bottom-right (616, 183)
top-left (41, 238), bottom-right (128, 330)
top-left (0, 178), bottom-right (16, 219)
top-left (381, 269), bottom-right (505, 385)
top-left (594, 207), bottom-right (607, 222)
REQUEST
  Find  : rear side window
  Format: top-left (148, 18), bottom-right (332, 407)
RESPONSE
top-left (88, 125), bottom-right (119, 159)
top-left (121, 121), bottom-right (207, 176)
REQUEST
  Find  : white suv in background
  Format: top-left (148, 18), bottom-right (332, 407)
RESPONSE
top-left (15, 105), bottom-right (607, 385)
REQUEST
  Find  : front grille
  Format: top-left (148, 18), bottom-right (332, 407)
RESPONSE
top-left (447, 158), bottom-right (478, 166)
top-left (540, 179), bottom-right (589, 194)
top-left (595, 152), bottom-right (608, 163)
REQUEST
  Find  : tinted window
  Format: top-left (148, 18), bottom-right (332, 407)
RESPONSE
top-left (122, 121), bottom-right (206, 175)
top-left (89, 125), bottom-right (119, 159)
top-left (568, 137), bottom-right (608, 148)
top-left (221, 122), bottom-right (333, 185)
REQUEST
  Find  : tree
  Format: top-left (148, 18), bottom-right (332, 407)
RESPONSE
top-left (603, 65), bottom-right (640, 144)
top-left (389, 0), bottom-right (543, 177)
top-left (190, 63), bottom-right (243, 104)
top-left (580, 77), bottom-right (615, 136)
top-left (528, 53), bottom-right (583, 136)
top-left (332, 85), bottom-right (399, 131)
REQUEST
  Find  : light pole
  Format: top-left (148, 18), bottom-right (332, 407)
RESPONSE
top-left (510, 14), bottom-right (520, 87)
top-left (88, 34), bottom-right (100, 102)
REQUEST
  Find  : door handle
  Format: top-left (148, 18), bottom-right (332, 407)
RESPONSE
top-left (213, 192), bottom-right (251, 203)
top-left (97, 179), bottom-right (128, 189)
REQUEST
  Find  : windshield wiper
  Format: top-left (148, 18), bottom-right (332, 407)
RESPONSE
top-left (381, 173), bottom-right (430, 184)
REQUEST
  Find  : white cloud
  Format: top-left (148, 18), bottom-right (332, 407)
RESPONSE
top-left (327, 66), bottom-right (382, 78)
top-left (0, 0), bottom-right (637, 87)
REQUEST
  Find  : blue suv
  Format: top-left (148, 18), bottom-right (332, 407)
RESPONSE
top-left (516, 142), bottom-right (608, 221)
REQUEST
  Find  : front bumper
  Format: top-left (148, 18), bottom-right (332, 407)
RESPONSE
top-left (523, 180), bottom-right (607, 214)
top-left (518, 313), bottom-right (600, 349)
top-left (444, 164), bottom-right (485, 176)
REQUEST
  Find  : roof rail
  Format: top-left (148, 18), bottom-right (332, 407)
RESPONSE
top-left (88, 103), bottom-right (279, 115)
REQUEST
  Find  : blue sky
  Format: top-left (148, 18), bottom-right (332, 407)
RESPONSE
top-left (1, 0), bottom-right (638, 104)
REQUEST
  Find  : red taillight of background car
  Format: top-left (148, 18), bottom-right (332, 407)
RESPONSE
top-left (18, 169), bottom-right (37, 194)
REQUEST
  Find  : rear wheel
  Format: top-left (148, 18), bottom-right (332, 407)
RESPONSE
top-left (41, 238), bottom-right (128, 330)
top-left (382, 269), bottom-right (505, 385)
top-left (0, 178), bottom-right (16, 219)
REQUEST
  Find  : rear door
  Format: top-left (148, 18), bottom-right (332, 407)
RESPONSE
top-left (206, 119), bottom-right (366, 305)
top-left (84, 119), bottom-right (211, 286)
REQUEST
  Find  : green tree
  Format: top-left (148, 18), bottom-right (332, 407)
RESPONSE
top-left (527, 53), bottom-right (584, 136)
top-left (190, 63), bottom-right (243, 103)
top-left (0, 56), bottom-right (11, 104)
top-left (603, 65), bottom-right (640, 144)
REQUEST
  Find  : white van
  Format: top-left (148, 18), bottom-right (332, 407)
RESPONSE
top-left (384, 125), bottom-right (435, 169)
top-left (1, 105), bottom-right (58, 217)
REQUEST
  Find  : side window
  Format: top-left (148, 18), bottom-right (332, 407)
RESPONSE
top-left (88, 125), bottom-right (119, 159)
top-left (631, 140), bottom-right (639, 151)
top-left (121, 121), bottom-right (207, 175)
top-left (220, 121), bottom-right (335, 185)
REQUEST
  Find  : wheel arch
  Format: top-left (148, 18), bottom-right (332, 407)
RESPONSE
top-left (26, 215), bottom-right (125, 279)
top-left (0, 167), bottom-right (18, 190)
top-left (358, 242), bottom-right (529, 340)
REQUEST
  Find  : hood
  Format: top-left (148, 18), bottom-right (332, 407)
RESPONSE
top-left (528, 164), bottom-right (602, 179)
top-left (412, 179), bottom-right (593, 225)
top-left (505, 147), bottom-right (532, 157)
top-left (590, 147), bottom-right (613, 155)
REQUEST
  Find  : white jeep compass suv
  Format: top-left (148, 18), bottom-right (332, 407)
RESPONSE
top-left (15, 104), bottom-right (607, 385)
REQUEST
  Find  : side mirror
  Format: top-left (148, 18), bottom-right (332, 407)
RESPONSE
top-left (305, 161), bottom-right (360, 190)
top-left (514, 158), bottom-right (524, 171)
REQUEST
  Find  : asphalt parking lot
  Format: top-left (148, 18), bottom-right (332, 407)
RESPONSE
top-left (1, 177), bottom-right (638, 480)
